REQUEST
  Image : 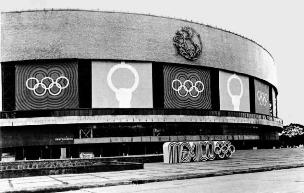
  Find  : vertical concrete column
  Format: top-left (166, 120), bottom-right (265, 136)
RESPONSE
top-left (0, 127), bottom-right (2, 161)
top-left (0, 62), bottom-right (2, 111)
top-left (0, 14), bottom-right (2, 111)
top-left (99, 146), bottom-right (103, 157)
top-left (60, 148), bottom-right (67, 159)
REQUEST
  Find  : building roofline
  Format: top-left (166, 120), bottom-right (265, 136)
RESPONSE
top-left (1, 9), bottom-right (275, 62)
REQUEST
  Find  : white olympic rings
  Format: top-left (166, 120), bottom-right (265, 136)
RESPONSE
top-left (107, 62), bottom-right (139, 93)
top-left (171, 79), bottom-right (204, 98)
top-left (257, 90), bottom-right (268, 106)
top-left (227, 74), bottom-right (243, 98)
top-left (25, 76), bottom-right (69, 96)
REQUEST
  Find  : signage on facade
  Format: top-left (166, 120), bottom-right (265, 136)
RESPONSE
top-left (54, 137), bottom-right (73, 142)
top-left (79, 152), bottom-right (94, 159)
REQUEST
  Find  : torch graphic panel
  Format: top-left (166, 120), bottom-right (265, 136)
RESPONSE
top-left (219, 71), bottom-right (250, 112)
top-left (164, 65), bottom-right (211, 109)
top-left (15, 62), bottom-right (79, 110)
top-left (92, 61), bottom-right (153, 108)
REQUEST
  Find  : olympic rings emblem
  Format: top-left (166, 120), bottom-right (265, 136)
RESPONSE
top-left (257, 90), bottom-right (268, 106)
top-left (171, 79), bottom-right (204, 98)
top-left (25, 76), bottom-right (69, 96)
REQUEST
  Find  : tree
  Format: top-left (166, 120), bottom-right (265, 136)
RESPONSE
top-left (280, 123), bottom-right (304, 137)
top-left (279, 123), bottom-right (304, 147)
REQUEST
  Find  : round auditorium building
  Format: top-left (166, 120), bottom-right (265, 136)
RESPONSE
top-left (0, 10), bottom-right (282, 160)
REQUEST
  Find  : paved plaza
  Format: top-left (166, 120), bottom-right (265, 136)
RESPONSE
top-left (59, 167), bottom-right (304, 193)
top-left (1, 148), bottom-right (304, 193)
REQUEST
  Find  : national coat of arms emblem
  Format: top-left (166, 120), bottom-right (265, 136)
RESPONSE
top-left (173, 27), bottom-right (202, 61)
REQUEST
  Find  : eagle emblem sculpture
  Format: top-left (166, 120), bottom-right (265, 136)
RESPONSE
top-left (173, 27), bottom-right (202, 61)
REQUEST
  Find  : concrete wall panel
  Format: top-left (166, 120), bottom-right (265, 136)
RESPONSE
top-left (1, 10), bottom-right (277, 88)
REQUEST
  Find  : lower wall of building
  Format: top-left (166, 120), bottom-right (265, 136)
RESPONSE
top-left (0, 122), bottom-right (281, 160)
top-left (0, 122), bottom-right (280, 147)
top-left (1, 137), bottom-right (280, 161)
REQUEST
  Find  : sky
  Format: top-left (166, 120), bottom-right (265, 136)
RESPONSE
top-left (1, 0), bottom-right (304, 125)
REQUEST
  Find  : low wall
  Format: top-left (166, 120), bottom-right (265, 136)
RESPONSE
top-left (0, 158), bottom-right (143, 178)
top-left (92, 154), bottom-right (163, 163)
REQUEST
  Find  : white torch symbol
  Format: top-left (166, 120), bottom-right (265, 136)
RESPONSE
top-left (227, 74), bottom-right (243, 111)
top-left (107, 62), bottom-right (139, 108)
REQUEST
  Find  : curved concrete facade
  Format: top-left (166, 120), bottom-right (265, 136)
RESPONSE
top-left (1, 10), bottom-right (277, 88)
top-left (0, 10), bottom-right (282, 160)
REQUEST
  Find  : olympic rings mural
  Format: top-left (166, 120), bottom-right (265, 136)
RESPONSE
top-left (164, 65), bottom-right (212, 109)
top-left (163, 141), bottom-right (235, 164)
top-left (257, 90), bottom-right (268, 106)
top-left (15, 63), bottom-right (79, 110)
top-left (171, 79), bottom-right (204, 98)
top-left (25, 76), bottom-right (69, 96)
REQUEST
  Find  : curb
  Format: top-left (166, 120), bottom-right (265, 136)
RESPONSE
top-left (4, 163), bottom-right (304, 193)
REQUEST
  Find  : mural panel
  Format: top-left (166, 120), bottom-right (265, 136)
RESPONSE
top-left (272, 88), bottom-right (277, 117)
top-left (219, 71), bottom-right (250, 112)
top-left (254, 79), bottom-right (270, 115)
top-left (92, 61), bottom-right (153, 108)
top-left (164, 65), bottom-right (212, 109)
top-left (15, 62), bottom-right (79, 110)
